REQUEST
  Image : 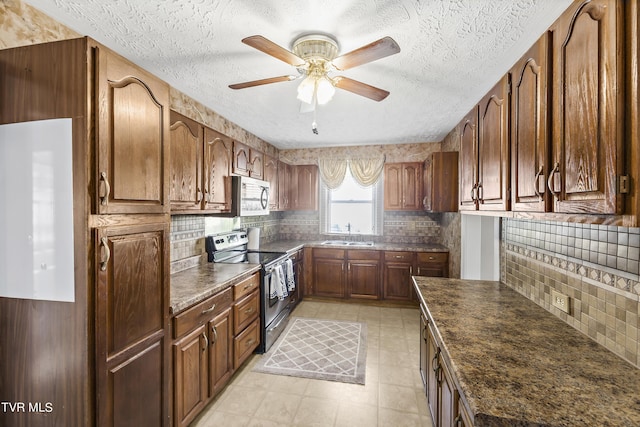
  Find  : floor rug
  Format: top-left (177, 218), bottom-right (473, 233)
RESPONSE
top-left (253, 317), bottom-right (367, 385)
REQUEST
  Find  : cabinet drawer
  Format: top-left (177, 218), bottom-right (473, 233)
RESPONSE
top-left (384, 251), bottom-right (415, 262)
top-left (347, 249), bottom-right (380, 260)
top-left (313, 248), bottom-right (345, 259)
top-left (417, 252), bottom-right (448, 263)
top-left (233, 289), bottom-right (259, 335)
top-left (173, 287), bottom-right (233, 339)
top-left (233, 273), bottom-right (260, 300)
top-left (233, 318), bottom-right (260, 369)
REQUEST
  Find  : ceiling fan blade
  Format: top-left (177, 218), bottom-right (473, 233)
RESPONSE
top-left (242, 35), bottom-right (306, 66)
top-left (229, 75), bottom-right (296, 90)
top-left (332, 36), bottom-right (400, 71)
top-left (334, 77), bottom-right (390, 101)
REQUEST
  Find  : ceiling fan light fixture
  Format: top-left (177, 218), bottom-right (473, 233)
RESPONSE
top-left (297, 75), bottom-right (316, 104)
top-left (315, 76), bottom-right (335, 105)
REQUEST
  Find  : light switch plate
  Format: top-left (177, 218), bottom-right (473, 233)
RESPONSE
top-left (551, 290), bottom-right (570, 314)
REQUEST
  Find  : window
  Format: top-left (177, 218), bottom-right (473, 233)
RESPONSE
top-left (320, 168), bottom-right (383, 235)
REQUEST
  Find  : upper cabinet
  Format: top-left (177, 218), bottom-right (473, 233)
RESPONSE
top-left (423, 152), bottom-right (459, 212)
top-left (549, 0), bottom-right (624, 214)
top-left (384, 162), bottom-right (423, 211)
top-left (458, 107), bottom-right (479, 211)
top-left (203, 128), bottom-right (233, 213)
top-left (95, 46), bottom-right (170, 214)
top-left (233, 141), bottom-right (263, 179)
top-left (169, 112), bottom-right (233, 214)
top-left (510, 34), bottom-right (550, 212)
top-left (263, 154), bottom-right (279, 210)
top-left (477, 75), bottom-right (510, 211)
top-left (291, 164), bottom-right (319, 211)
top-left (170, 111), bottom-right (203, 212)
top-left (278, 160), bottom-right (292, 210)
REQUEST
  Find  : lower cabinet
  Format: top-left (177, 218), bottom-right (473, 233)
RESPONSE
top-left (347, 250), bottom-right (381, 299)
top-left (420, 299), bottom-right (471, 427)
top-left (383, 251), bottom-right (415, 300)
top-left (416, 252), bottom-right (449, 278)
top-left (172, 272), bottom-right (260, 427)
top-left (312, 248), bottom-right (347, 298)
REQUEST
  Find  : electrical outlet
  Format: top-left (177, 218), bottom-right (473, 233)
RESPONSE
top-left (551, 290), bottom-right (570, 314)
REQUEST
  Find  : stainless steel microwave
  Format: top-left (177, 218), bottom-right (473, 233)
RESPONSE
top-left (232, 176), bottom-right (270, 217)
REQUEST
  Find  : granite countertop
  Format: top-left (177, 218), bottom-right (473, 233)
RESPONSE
top-left (259, 239), bottom-right (449, 253)
top-left (170, 262), bottom-right (261, 315)
top-left (413, 277), bottom-right (640, 427)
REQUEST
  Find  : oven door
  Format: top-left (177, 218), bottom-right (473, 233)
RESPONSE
top-left (262, 269), bottom-right (291, 328)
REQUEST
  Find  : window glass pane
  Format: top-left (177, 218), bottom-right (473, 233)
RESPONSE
top-left (328, 169), bottom-right (374, 234)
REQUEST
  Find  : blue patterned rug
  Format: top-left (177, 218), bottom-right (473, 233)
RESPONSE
top-left (253, 317), bottom-right (367, 384)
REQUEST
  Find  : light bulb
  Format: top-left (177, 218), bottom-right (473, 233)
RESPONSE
top-left (297, 76), bottom-right (315, 104)
top-left (315, 76), bottom-right (335, 105)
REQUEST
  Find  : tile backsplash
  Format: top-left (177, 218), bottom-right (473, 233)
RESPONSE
top-left (502, 218), bottom-right (640, 368)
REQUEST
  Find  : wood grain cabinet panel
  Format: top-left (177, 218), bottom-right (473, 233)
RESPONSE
top-left (383, 251), bottom-right (415, 301)
top-left (292, 164), bottom-right (319, 210)
top-left (423, 152), bottom-right (459, 212)
top-left (173, 325), bottom-right (208, 427)
top-left (278, 161), bottom-right (292, 210)
top-left (209, 308), bottom-right (233, 397)
top-left (550, 0), bottom-right (624, 214)
top-left (347, 250), bottom-right (381, 299)
top-left (203, 128), bottom-right (233, 213)
top-left (170, 111), bottom-right (203, 211)
top-left (384, 163), bottom-right (423, 211)
top-left (264, 154), bottom-right (279, 210)
top-left (95, 46), bottom-right (170, 214)
top-left (458, 108), bottom-right (479, 211)
top-left (510, 34), bottom-right (550, 212)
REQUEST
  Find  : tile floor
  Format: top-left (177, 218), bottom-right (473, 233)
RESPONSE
top-left (191, 300), bottom-right (434, 427)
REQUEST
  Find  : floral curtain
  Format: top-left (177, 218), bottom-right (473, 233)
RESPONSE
top-left (317, 155), bottom-right (385, 188)
top-left (317, 158), bottom-right (348, 189)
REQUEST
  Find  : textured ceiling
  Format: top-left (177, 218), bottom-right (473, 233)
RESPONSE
top-left (25, 0), bottom-right (573, 149)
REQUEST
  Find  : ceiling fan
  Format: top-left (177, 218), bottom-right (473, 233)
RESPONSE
top-left (229, 34), bottom-right (400, 132)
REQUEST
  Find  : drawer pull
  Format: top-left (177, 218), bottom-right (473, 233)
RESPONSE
top-left (245, 338), bottom-right (255, 347)
top-left (395, 255), bottom-right (404, 259)
top-left (201, 303), bottom-right (216, 315)
top-left (243, 283), bottom-right (254, 290)
top-left (429, 256), bottom-right (435, 260)
top-left (244, 307), bottom-right (255, 315)
top-left (99, 171), bottom-right (111, 206)
top-left (99, 237), bottom-right (111, 272)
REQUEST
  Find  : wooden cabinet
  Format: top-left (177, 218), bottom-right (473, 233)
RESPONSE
top-left (264, 154), bottom-right (279, 210)
top-left (312, 248), bottom-right (346, 298)
top-left (289, 248), bottom-right (304, 307)
top-left (170, 111), bottom-right (203, 211)
top-left (383, 251), bottom-right (415, 301)
top-left (425, 321), bottom-right (439, 425)
top-left (203, 128), bottom-right (233, 213)
top-left (233, 319), bottom-right (260, 369)
top-left (384, 162), bottom-right (423, 210)
top-left (458, 107), bottom-right (479, 211)
top-left (169, 112), bottom-right (233, 214)
top-left (95, 222), bottom-right (170, 427)
top-left (458, 74), bottom-right (510, 212)
top-left (510, 34), bottom-right (550, 212)
top-left (292, 164), bottom-right (319, 210)
top-left (233, 141), bottom-right (263, 179)
top-left (347, 250), bottom-right (381, 299)
top-left (278, 161), bottom-right (292, 210)
top-left (173, 325), bottom-right (208, 427)
top-left (416, 252), bottom-right (449, 278)
top-left (477, 75), bottom-right (510, 211)
top-left (172, 287), bottom-right (233, 427)
top-left (232, 274), bottom-right (261, 369)
top-left (423, 152), bottom-right (459, 212)
top-left (95, 45), bottom-right (170, 214)
top-left (419, 305), bottom-right (429, 390)
top-left (549, 0), bottom-right (624, 214)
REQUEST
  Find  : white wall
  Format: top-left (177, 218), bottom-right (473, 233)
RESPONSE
top-left (460, 215), bottom-right (500, 280)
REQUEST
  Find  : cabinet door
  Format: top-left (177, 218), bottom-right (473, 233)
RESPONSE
top-left (478, 75), bottom-right (510, 211)
top-left (209, 308), bottom-right (233, 398)
top-left (384, 163), bottom-right (403, 210)
top-left (250, 149), bottom-right (264, 179)
top-left (203, 128), bottom-right (232, 212)
top-left (383, 262), bottom-right (413, 300)
top-left (348, 259), bottom-right (380, 299)
top-left (416, 253), bottom-right (449, 278)
top-left (424, 152), bottom-right (459, 212)
top-left (313, 258), bottom-right (345, 298)
top-left (95, 222), bottom-right (169, 427)
top-left (173, 326), bottom-right (208, 427)
top-left (550, 0), bottom-right (623, 214)
top-left (232, 141), bottom-right (251, 176)
top-left (511, 35), bottom-right (550, 212)
top-left (426, 324), bottom-right (439, 426)
top-left (293, 164), bottom-right (319, 210)
top-left (95, 46), bottom-right (169, 214)
top-left (439, 358), bottom-right (458, 427)
top-left (402, 162), bottom-right (422, 210)
top-left (419, 307), bottom-right (429, 390)
top-left (169, 111), bottom-right (203, 212)
top-left (278, 161), bottom-right (291, 210)
top-left (264, 155), bottom-right (279, 210)
top-left (233, 319), bottom-right (260, 369)
top-left (459, 107), bottom-right (479, 211)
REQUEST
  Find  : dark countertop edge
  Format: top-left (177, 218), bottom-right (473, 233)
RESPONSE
top-left (170, 264), bottom-right (261, 315)
top-left (412, 277), bottom-right (640, 427)
top-left (260, 239), bottom-right (450, 253)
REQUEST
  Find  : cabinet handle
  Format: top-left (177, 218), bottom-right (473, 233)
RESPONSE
top-left (99, 237), bottom-right (110, 271)
top-left (547, 162), bottom-right (560, 198)
top-left (211, 325), bottom-right (218, 345)
top-left (533, 165), bottom-right (544, 200)
top-left (243, 283), bottom-right (254, 290)
top-left (202, 332), bottom-right (209, 351)
top-left (395, 255), bottom-right (404, 259)
top-left (201, 303), bottom-right (216, 315)
top-left (423, 196), bottom-right (428, 208)
top-left (477, 183), bottom-right (483, 201)
top-left (244, 307), bottom-right (255, 315)
top-left (428, 256), bottom-right (435, 260)
top-left (196, 188), bottom-right (203, 203)
top-left (245, 338), bottom-right (255, 347)
top-left (99, 172), bottom-right (111, 206)
top-left (348, 262), bottom-right (351, 271)
top-left (454, 414), bottom-right (462, 426)
top-left (410, 266), bottom-right (413, 275)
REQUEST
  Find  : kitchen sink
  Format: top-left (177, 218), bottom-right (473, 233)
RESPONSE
top-left (321, 240), bottom-right (375, 247)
